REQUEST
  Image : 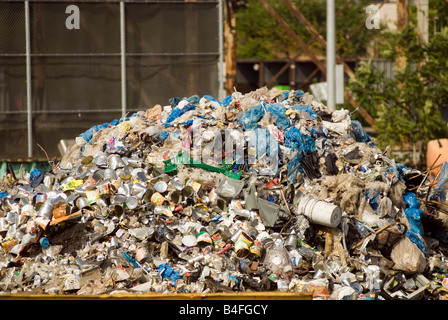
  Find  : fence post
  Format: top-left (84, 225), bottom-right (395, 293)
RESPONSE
top-left (326, 0), bottom-right (336, 111)
top-left (25, 0), bottom-right (33, 157)
top-left (120, 1), bottom-right (127, 118)
top-left (218, 0), bottom-right (225, 100)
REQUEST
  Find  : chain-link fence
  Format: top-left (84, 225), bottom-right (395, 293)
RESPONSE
top-left (0, 0), bottom-right (223, 159)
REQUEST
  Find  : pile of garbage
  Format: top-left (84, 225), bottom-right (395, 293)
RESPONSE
top-left (1, 87), bottom-right (448, 300)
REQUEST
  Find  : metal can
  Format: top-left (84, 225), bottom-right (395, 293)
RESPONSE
top-left (234, 232), bottom-right (253, 258)
top-left (197, 227), bottom-right (212, 246)
top-left (150, 192), bottom-right (165, 206)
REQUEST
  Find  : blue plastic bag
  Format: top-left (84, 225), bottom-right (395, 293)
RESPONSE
top-left (222, 95), bottom-right (232, 106)
top-left (80, 120), bottom-right (119, 144)
top-left (238, 104), bottom-right (264, 131)
top-left (294, 90), bottom-right (305, 100)
top-left (279, 91), bottom-right (290, 102)
top-left (278, 90), bottom-right (303, 102)
top-left (165, 104), bottom-right (196, 127)
top-left (292, 104), bottom-right (317, 119)
top-left (159, 263), bottom-right (181, 284)
top-left (404, 207), bottom-right (426, 253)
top-left (284, 127), bottom-right (315, 153)
top-left (187, 95), bottom-right (201, 105)
top-left (403, 192), bottom-right (426, 253)
top-left (79, 114), bottom-right (137, 144)
top-left (351, 120), bottom-right (371, 143)
top-left (403, 192), bottom-right (420, 209)
top-left (30, 168), bottom-right (45, 188)
top-left (238, 103), bottom-right (290, 131)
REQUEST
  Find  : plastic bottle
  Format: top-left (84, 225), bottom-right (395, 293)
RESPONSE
top-left (264, 238), bottom-right (293, 278)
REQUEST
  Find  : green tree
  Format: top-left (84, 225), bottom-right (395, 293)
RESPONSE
top-left (347, 25), bottom-right (448, 167)
top-left (236, 0), bottom-right (377, 60)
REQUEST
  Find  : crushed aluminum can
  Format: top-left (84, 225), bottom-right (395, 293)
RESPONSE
top-left (216, 198), bottom-right (227, 212)
top-left (108, 154), bottom-right (125, 170)
top-left (131, 183), bottom-right (147, 198)
top-left (83, 177), bottom-right (97, 189)
top-left (94, 153), bottom-right (108, 167)
top-left (197, 227), bottom-right (213, 246)
top-left (234, 232), bottom-right (253, 258)
top-left (182, 186), bottom-right (195, 198)
top-left (6, 211), bottom-right (16, 224)
top-left (43, 175), bottom-right (54, 188)
top-left (186, 180), bottom-right (201, 193)
top-left (211, 231), bottom-right (226, 249)
top-left (249, 239), bottom-right (262, 258)
top-left (16, 214), bottom-right (29, 227)
top-left (103, 168), bottom-right (116, 180)
top-left (230, 228), bottom-right (243, 243)
top-left (37, 201), bottom-right (53, 219)
top-left (1, 238), bottom-right (18, 253)
top-left (52, 202), bottom-right (68, 219)
top-left (75, 197), bottom-right (91, 210)
top-left (126, 196), bottom-right (139, 209)
top-left (117, 183), bottom-right (132, 197)
top-left (135, 171), bottom-right (147, 182)
top-left (168, 180), bottom-right (183, 191)
top-left (0, 218), bottom-right (9, 232)
top-left (187, 253), bottom-right (204, 265)
top-left (127, 157), bottom-right (143, 168)
top-left (169, 190), bottom-right (182, 204)
top-left (85, 189), bottom-right (98, 205)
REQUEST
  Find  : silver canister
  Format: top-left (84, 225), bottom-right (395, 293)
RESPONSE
top-left (110, 236), bottom-right (119, 248)
top-left (285, 232), bottom-right (298, 251)
top-left (168, 180), bottom-right (183, 191)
